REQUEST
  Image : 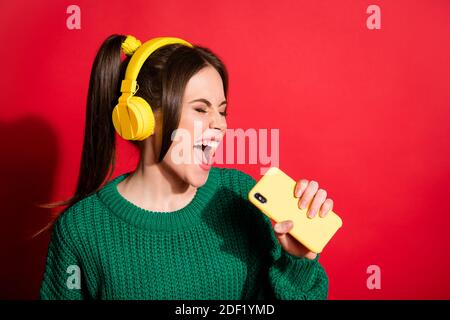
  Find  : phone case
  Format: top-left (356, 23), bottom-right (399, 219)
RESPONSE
top-left (248, 167), bottom-right (343, 253)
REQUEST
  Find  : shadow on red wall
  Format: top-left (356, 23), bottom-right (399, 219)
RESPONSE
top-left (0, 116), bottom-right (59, 299)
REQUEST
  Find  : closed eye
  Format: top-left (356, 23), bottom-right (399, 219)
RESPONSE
top-left (194, 106), bottom-right (227, 116)
top-left (195, 108), bottom-right (207, 113)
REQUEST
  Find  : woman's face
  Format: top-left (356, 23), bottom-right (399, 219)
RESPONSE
top-left (161, 65), bottom-right (227, 187)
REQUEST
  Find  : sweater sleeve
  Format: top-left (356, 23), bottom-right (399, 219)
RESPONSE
top-left (40, 209), bottom-right (86, 300)
top-left (226, 168), bottom-right (329, 300)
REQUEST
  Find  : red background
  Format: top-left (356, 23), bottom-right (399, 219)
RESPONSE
top-left (1, 0), bottom-right (449, 299)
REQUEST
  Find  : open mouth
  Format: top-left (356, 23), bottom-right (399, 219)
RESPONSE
top-left (193, 140), bottom-right (220, 166)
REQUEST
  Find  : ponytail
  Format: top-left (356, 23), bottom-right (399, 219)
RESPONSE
top-left (35, 34), bottom-right (127, 234)
top-left (75, 34), bottom-right (126, 202)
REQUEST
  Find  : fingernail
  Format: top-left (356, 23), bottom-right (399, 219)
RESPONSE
top-left (308, 210), bottom-right (316, 218)
top-left (274, 223), bottom-right (282, 233)
top-left (299, 201), bottom-right (306, 209)
top-left (296, 182), bottom-right (307, 197)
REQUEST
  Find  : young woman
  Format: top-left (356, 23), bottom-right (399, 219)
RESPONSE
top-left (40, 34), bottom-right (334, 300)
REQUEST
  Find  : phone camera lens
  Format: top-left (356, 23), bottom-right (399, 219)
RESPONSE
top-left (254, 193), bottom-right (267, 204)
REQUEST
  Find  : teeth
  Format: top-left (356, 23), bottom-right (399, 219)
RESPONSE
top-left (206, 141), bottom-right (219, 148)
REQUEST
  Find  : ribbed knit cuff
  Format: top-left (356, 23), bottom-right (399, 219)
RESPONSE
top-left (269, 249), bottom-right (327, 300)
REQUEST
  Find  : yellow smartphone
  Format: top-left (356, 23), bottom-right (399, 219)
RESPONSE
top-left (248, 167), bottom-right (343, 253)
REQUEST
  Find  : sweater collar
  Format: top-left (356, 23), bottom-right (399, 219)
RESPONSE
top-left (97, 167), bottom-right (220, 232)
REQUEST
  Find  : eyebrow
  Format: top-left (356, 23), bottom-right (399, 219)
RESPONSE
top-left (189, 98), bottom-right (227, 107)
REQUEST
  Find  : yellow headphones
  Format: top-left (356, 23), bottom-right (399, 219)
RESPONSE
top-left (112, 35), bottom-right (193, 140)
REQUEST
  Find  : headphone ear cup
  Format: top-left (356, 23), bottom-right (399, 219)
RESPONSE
top-left (112, 96), bottom-right (155, 140)
top-left (112, 102), bottom-right (142, 140)
top-left (112, 104), bottom-right (135, 140)
top-left (127, 96), bottom-right (155, 140)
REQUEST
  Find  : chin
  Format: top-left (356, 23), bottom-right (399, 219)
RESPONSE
top-left (186, 164), bottom-right (210, 188)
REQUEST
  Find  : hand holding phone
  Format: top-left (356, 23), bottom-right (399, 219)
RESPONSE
top-left (248, 167), bottom-right (343, 254)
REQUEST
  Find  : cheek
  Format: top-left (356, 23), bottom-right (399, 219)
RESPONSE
top-left (222, 118), bottom-right (228, 130)
top-left (163, 114), bottom-right (201, 163)
top-left (178, 113), bottom-right (209, 138)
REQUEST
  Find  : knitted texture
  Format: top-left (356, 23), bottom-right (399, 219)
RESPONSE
top-left (40, 167), bottom-right (328, 300)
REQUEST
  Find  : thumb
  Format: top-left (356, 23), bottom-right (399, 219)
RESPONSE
top-left (273, 220), bottom-right (317, 259)
top-left (273, 220), bottom-right (294, 249)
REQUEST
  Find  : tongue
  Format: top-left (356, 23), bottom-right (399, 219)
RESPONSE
top-left (193, 145), bottom-right (212, 165)
top-left (204, 146), bottom-right (212, 164)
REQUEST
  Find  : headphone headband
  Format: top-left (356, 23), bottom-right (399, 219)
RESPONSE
top-left (120, 36), bottom-right (194, 93)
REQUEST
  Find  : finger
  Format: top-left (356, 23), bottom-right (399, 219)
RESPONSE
top-left (298, 180), bottom-right (319, 210)
top-left (294, 179), bottom-right (309, 198)
top-left (307, 188), bottom-right (327, 218)
top-left (319, 198), bottom-right (334, 218)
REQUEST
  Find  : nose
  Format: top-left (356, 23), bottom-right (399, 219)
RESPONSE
top-left (209, 109), bottom-right (227, 132)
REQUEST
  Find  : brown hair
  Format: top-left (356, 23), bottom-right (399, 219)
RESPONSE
top-left (35, 34), bottom-right (228, 235)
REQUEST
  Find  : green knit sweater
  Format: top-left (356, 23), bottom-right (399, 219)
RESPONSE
top-left (40, 167), bottom-right (328, 300)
